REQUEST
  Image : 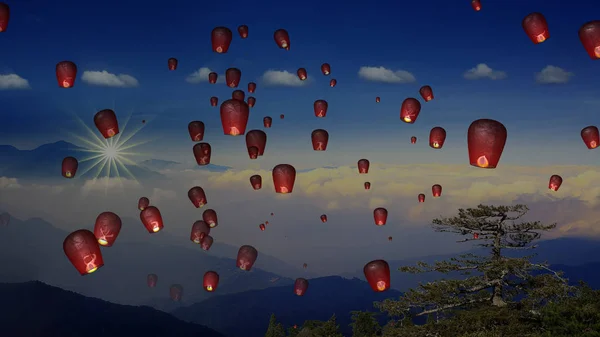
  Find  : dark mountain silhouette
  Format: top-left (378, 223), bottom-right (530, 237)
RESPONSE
top-left (0, 281), bottom-right (225, 337)
top-left (192, 163), bottom-right (233, 172)
top-left (0, 214), bottom-right (293, 312)
top-left (0, 141), bottom-right (164, 181)
top-left (172, 275), bottom-right (400, 337)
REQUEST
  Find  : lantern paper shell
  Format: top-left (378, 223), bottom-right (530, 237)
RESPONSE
top-left (202, 209), bottom-right (218, 228)
top-left (0, 3), bottom-right (9, 32)
top-left (62, 156), bottom-right (78, 178)
top-left (411, 136), bottom-right (417, 144)
top-left (246, 130), bottom-right (267, 155)
top-left (263, 116), bottom-right (272, 128)
top-left (147, 274), bottom-right (158, 288)
top-left (321, 63), bottom-right (331, 75)
top-left (238, 25), bottom-right (248, 39)
top-left (358, 159), bottom-right (370, 174)
top-left (247, 96), bottom-right (256, 108)
top-left (297, 68), bottom-right (307, 80)
top-left (330, 79), bottom-right (337, 87)
top-left (467, 119), bottom-right (507, 169)
top-left (56, 61), bottom-right (77, 88)
top-left (94, 109), bottom-right (119, 139)
top-left (375, 97), bottom-right (381, 103)
top-left (548, 175), bottom-right (563, 191)
top-left (193, 143), bottom-right (211, 165)
top-left (579, 21), bottom-right (600, 59)
top-left (210, 96), bottom-right (218, 107)
top-left (138, 197), bottom-right (150, 211)
top-left (201, 235), bottom-right (213, 251)
top-left (280, 114), bottom-right (285, 119)
top-left (364, 182), bottom-right (371, 190)
top-left (363, 260), bottom-right (391, 292)
top-left (294, 278), bottom-right (309, 296)
top-left (373, 208), bottom-right (388, 226)
top-left (94, 212), bottom-right (122, 247)
top-left (429, 127), bottom-right (447, 149)
top-left (190, 220), bottom-right (210, 243)
top-left (471, 0), bottom-right (481, 11)
top-left (170, 284), bottom-right (183, 301)
top-left (140, 206), bottom-right (164, 233)
top-left (250, 175), bottom-right (262, 190)
top-left (237, 245), bottom-right (258, 271)
top-left (63, 229), bottom-right (104, 275)
top-left (220, 99), bottom-right (250, 136)
top-left (248, 82), bottom-right (256, 93)
top-left (225, 68), bottom-right (242, 88)
top-left (274, 29), bottom-right (290, 50)
top-left (188, 186), bottom-right (207, 208)
top-left (400, 98), bottom-right (421, 124)
top-left (248, 146), bottom-right (259, 159)
top-left (419, 85), bottom-right (434, 102)
top-left (432, 184), bottom-right (442, 197)
top-left (204, 271), bottom-right (220, 292)
top-left (208, 72), bottom-right (218, 84)
top-left (311, 129), bottom-right (329, 151)
top-left (272, 164), bottom-right (296, 194)
top-left (314, 100), bottom-right (328, 118)
top-left (188, 121), bottom-right (205, 142)
top-left (211, 27), bottom-right (233, 53)
top-left (168, 58), bottom-right (178, 70)
top-left (259, 223), bottom-right (266, 231)
top-left (232, 90), bottom-right (245, 101)
top-left (320, 214), bottom-right (328, 223)
top-left (388, 236), bottom-right (393, 242)
top-left (581, 126), bottom-right (599, 149)
top-left (522, 13), bottom-right (550, 44)
top-left (418, 194), bottom-right (425, 203)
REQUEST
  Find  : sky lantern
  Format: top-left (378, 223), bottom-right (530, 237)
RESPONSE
top-left (62, 156), bottom-right (78, 178)
top-left (56, 61), bottom-right (77, 88)
top-left (248, 82), bottom-right (256, 93)
top-left (375, 97), bottom-right (380, 103)
top-left (250, 174), bottom-right (262, 190)
top-left (190, 220), bottom-right (210, 243)
top-left (311, 129), bottom-right (329, 151)
top-left (330, 79), bottom-right (337, 87)
top-left (297, 68), bottom-right (307, 80)
top-left (211, 26), bottom-right (233, 53)
top-left (220, 99), bottom-right (250, 136)
top-left (93, 212), bottom-right (122, 247)
top-left (140, 206), bottom-right (164, 233)
top-left (303, 263), bottom-right (308, 269)
top-left (280, 114), bottom-right (285, 119)
top-left (263, 116), bottom-right (272, 128)
top-left (248, 146), bottom-right (259, 159)
top-left (314, 99), bottom-right (328, 117)
top-left (321, 63), bottom-right (331, 75)
top-left (363, 260), bottom-right (390, 292)
top-left (373, 207), bottom-right (388, 226)
top-left (400, 98), bottom-right (421, 124)
top-left (259, 223), bottom-right (266, 231)
top-left (473, 233), bottom-right (480, 239)
top-left (471, 0), bottom-right (481, 11)
top-left (274, 29), bottom-right (290, 50)
top-left (237, 245), bottom-right (258, 271)
top-left (411, 136), bottom-right (417, 144)
top-left (247, 96), bottom-right (256, 108)
top-left (548, 175), bottom-right (563, 191)
top-left (388, 236), bottom-right (392, 242)
top-left (294, 278), bottom-right (309, 296)
top-left (193, 142), bottom-right (211, 165)
top-left (429, 127), bottom-right (447, 149)
top-left (0, 3), bottom-right (9, 32)
top-left (188, 186), bottom-right (207, 208)
top-left (204, 271), bottom-right (220, 292)
top-left (201, 235), bottom-right (213, 251)
top-left (320, 214), bottom-right (328, 223)
top-left (246, 129), bottom-right (267, 155)
top-left (138, 197), bottom-right (150, 211)
top-left (188, 121), bottom-right (205, 142)
top-left (522, 13), bottom-right (550, 44)
top-left (232, 89), bottom-right (245, 101)
top-left (581, 126), bottom-right (599, 149)
top-left (167, 58), bottom-right (178, 70)
top-left (364, 182), bottom-right (371, 190)
top-left (358, 159), bottom-right (370, 174)
top-left (170, 284), bottom-right (183, 301)
top-left (208, 72), bottom-right (218, 84)
top-left (225, 68), bottom-right (242, 88)
top-left (432, 184), bottom-right (442, 197)
top-left (272, 164), bottom-right (296, 194)
top-left (419, 85), bottom-right (434, 101)
top-left (94, 109), bottom-right (119, 139)
top-left (202, 209), bottom-right (218, 228)
top-left (210, 96), bottom-right (218, 107)
top-left (467, 119), bottom-right (507, 169)
top-left (418, 193), bottom-right (425, 203)
top-left (63, 229), bottom-right (104, 275)
top-left (147, 274), bottom-right (158, 288)
top-left (579, 21), bottom-right (600, 59)
top-left (238, 25), bottom-right (248, 38)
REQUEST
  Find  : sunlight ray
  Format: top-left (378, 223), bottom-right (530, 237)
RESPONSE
top-left (77, 153), bottom-right (106, 163)
top-left (116, 160), bottom-right (138, 181)
top-left (76, 156), bottom-right (106, 178)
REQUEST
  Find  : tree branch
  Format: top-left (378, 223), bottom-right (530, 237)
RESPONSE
top-left (414, 298), bottom-right (488, 316)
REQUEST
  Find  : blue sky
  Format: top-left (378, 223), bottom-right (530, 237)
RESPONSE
top-left (1, 0), bottom-right (599, 168)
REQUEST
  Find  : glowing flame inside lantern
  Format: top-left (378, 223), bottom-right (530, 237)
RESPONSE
top-left (228, 127), bottom-right (240, 136)
top-left (403, 116), bottom-right (412, 123)
top-left (476, 156), bottom-right (489, 168)
top-left (590, 141), bottom-right (598, 149)
top-left (278, 186), bottom-right (289, 194)
top-left (376, 280), bottom-right (387, 291)
top-left (62, 80), bottom-right (72, 88)
top-left (206, 285), bottom-right (213, 291)
top-left (432, 142), bottom-right (440, 148)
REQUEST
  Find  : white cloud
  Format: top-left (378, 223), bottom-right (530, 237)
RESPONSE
top-left (150, 187), bottom-right (177, 203)
top-left (0, 177), bottom-right (21, 189)
top-left (357, 66), bottom-right (416, 83)
top-left (463, 63), bottom-right (507, 80)
top-left (535, 65), bottom-right (573, 84)
top-left (80, 177), bottom-right (141, 196)
top-left (0, 74), bottom-right (31, 90)
top-left (186, 67), bottom-right (224, 84)
top-left (81, 70), bottom-right (139, 87)
top-left (261, 70), bottom-right (306, 87)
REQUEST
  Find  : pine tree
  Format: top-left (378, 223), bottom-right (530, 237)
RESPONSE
top-left (318, 314), bottom-right (344, 337)
top-left (350, 311), bottom-right (381, 337)
top-left (265, 313), bottom-right (286, 337)
top-left (287, 325), bottom-right (300, 337)
top-left (376, 204), bottom-right (571, 336)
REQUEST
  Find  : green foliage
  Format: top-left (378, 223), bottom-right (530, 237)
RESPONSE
top-left (350, 311), bottom-right (381, 337)
top-left (265, 313), bottom-right (286, 337)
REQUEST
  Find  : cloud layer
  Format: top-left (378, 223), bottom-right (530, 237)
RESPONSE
top-left (261, 70), bottom-right (306, 87)
top-left (535, 65), bottom-right (573, 84)
top-left (357, 66), bottom-right (416, 83)
top-left (81, 70), bottom-right (139, 87)
top-left (463, 63), bottom-right (507, 80)
top-left (0, 74), bottom-right (31, 90)
top-left (186, 67), bottom-right (224, 84)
